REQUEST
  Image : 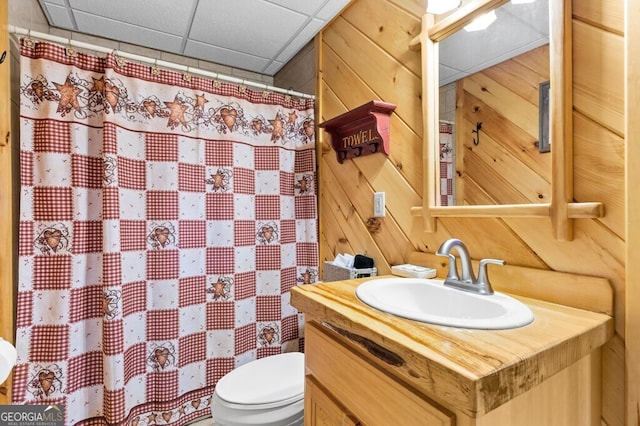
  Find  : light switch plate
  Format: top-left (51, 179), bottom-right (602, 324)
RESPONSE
top-left (373, 192), bottom-right (385, 217)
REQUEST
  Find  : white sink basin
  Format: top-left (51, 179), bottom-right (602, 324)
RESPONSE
top-left (355, 277), bottom-right (534, 330)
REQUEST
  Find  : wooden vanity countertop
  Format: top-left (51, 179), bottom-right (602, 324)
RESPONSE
top-left (290, 275), bottom-right (614, 417)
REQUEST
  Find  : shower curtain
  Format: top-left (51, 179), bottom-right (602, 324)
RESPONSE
top-left (13, 39), bottom-right (317, 425)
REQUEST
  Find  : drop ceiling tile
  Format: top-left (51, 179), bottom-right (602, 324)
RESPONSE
top-left (36, 0), bottom-right (349, 77)
top-left (184, 39), bottom-right (272, 73)
top-left (275, 18), bottom-right (324, 63)
top-left (41, 2), bottom-right (75, 28)
top-left (266, 0), bottom-right (327, 15)
top-left (39, 0), bottom-right (66, 6)
top-left (67, 0), bottom-right (196, 36)
top-left (189, 1), bottom-right (307, 58)
top-left (73, 12), bottom-right (185, 53)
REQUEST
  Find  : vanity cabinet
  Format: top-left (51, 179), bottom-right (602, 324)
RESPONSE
top-left (304, 321), bottom-right (453, 426)
top-left (292, 275), bottom-right (613, 426)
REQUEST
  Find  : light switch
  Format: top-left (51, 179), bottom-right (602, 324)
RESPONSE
top-left (373, 192), bottom-right (385, 217)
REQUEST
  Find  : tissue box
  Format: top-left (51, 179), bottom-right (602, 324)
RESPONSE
top-left (323, 261), bottom-right (377, 281)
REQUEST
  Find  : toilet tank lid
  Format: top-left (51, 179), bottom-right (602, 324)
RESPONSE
top-left (215, 352), bottom-right (305, 405)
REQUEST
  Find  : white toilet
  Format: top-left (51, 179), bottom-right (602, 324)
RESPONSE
top-left (210, 352), bottom-right (305, 426)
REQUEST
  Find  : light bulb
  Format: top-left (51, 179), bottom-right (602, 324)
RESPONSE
top-left (464, 10), bottom-right (497, 32)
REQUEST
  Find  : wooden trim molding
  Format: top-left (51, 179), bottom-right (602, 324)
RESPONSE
top-left (625, 0), bottom-right (640, 423)
top-left (549, 0), bottom-right (574, 240)
top-left (0, 0), bottom-right (14, 404)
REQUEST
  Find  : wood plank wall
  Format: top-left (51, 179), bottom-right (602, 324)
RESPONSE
top-left (316, 0), bottom-right (625, 424)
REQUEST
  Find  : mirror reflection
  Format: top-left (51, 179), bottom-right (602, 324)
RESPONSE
top-left (435, 0), bottom-right (550, 206)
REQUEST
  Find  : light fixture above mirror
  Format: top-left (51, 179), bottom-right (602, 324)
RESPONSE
top-left (427, 0), bottom-right (462, 15)
top-left (410, 0), bottom-right (604, 241)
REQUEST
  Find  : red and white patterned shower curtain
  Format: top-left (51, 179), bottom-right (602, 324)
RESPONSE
top-left (13, 40), bottom-right (317, 425)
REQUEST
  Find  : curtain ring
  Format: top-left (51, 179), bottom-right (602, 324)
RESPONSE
top-left (113, 49), bottom-right (126, 67)
top-left (237, 80), bottom-right (247, 94)
top-left (150, 59), bottom-right (160, 76)
top-left (65, 35), bottom-right (77, 58)
top-left (23, 29), bottom-right (36, 48)
top-left (284, 88), bottom-right (293, 104)
top-left (182, 67), bottom-right (192, 82)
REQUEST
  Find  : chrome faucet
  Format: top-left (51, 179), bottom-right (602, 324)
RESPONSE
top-left (435, 238), bottom-right (505, 295)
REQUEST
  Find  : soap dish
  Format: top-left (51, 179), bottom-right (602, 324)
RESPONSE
top-left (391, 264), bottom-right (437, 279)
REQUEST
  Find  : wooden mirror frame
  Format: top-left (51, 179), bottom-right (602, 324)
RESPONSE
top-left (410, 0), bottom-right (603, 241)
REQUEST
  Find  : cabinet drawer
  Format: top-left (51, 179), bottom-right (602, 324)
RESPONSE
top-left (305, 322), bottom-right (454, 426)
top-left (305, 375), bottom-right (360, 426)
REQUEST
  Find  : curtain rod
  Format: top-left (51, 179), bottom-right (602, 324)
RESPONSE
top-left (9, 25), bottom-right (315, 100)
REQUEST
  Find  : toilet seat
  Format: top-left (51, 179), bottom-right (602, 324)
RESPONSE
top-left (215, 352), bottom-right (304, 407)
top-left (211, 352), bottom-right (305, 426)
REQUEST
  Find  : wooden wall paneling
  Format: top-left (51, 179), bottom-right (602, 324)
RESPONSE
top-left (502, 218), bottom-right (624, 335)
top-left (319, 103), bottom-right (424, 204)
top-left (322, 158), bottom-right (410, 267)
top-left (573, 112), bottom-right (624, 238)
top-left (319, 181), bottom-right (391, 274)
top-left (321, 18), bottom-right (423, 132)
top-left (320, 51), bottom-right (425, 194)
top-left (340, 0), bottom-right (423, 77)
top-left (319, 47), bottom-right (372, 115)
top-left (625, 0), bottom-right (640, 423)
top-left (572, 19), bottom-right (624, 135)
top-left (318, 192), bottom-right (356, 261)
top-left (319, 40), bottom-right (434, 254)
top-left (383, 113), bottom-right (423, 193)
top-left (351, 154), bottom-right (439, 251)
top-left (386, 0), bottom-right (427, 18)
top-left (436, 217), bottom-right (548, 269)
top-left (573, 0), bottom-right (624, 35)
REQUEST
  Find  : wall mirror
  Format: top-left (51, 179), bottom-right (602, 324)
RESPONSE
top-left (410, 0), bottom-right (604, 240)
top-left (438, 0), bottom-right (550, 207)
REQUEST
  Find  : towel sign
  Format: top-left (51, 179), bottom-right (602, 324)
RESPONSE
top-left (319, 100), bottom-right (396, 163)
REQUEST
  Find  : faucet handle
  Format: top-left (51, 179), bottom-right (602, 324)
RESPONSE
top-left (435, 251), bottom-right (460, 281)
top-left (443, 253), bottom-right (459, 281)
top-left (475, 258), bottom-right (506, 295)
